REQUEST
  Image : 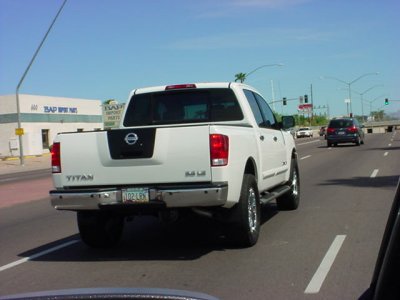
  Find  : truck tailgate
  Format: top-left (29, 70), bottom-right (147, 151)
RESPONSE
top-left (54, 125), bottom-right (212, 188)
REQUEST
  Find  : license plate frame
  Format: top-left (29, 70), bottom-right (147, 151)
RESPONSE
top-left (122, 188), bottom-right (149, 204)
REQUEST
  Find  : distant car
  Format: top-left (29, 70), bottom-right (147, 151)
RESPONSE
top-left (326, 118), bottom-right (365, 147)
top-left (296, 127), bottom-right (313, 138)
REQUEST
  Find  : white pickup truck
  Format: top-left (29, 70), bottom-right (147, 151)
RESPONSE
top-left (50, 82), bottom-right (299, 248)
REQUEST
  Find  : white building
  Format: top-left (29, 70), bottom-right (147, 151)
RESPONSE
top-left (0, 94), bottom-right (103, 158)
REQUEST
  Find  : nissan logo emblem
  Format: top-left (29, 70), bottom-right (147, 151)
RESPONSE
top-left (124, 133), bottom-right (138, 145)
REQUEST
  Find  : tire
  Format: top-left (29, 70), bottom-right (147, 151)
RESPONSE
top-left (327, 141), bottom-right (332, 147)
top-left (229, 174), bottom-right (260, 247)
top-left (355, 136), bottom-right (361, 146)
top-left (77, 211), bottom-right (124, 248)
top-left (276, 158), bottom-right (300, 210)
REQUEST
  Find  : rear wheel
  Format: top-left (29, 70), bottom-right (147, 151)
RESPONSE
top-left (229, 174), bottom-right (260, 247)
top-left (355, 136), bottom-right (361, 146)
top-left (77, 211), bottom-right (124, 248)
top-left (276, 158), bottom-right (300, 210)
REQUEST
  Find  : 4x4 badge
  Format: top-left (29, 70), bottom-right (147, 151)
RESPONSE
top-left (124, 133), bottom-right (138, 145)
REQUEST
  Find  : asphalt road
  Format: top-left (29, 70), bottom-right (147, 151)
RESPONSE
top-left (0, 132), bottom-right (399, 299)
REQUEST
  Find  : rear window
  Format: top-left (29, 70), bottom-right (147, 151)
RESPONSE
top-left (329, 119), bottom-right (353, 128)
top-left (123, 88), bottom-right (243, 126)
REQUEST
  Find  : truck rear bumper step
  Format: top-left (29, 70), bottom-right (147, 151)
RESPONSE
top-left (50, 183), bottom-right (228, 211)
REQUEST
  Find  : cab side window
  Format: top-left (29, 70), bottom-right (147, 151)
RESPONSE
top-left (244, 89), bottom-right (278, 129)
top-left (243, 90), bottom-right (264, 126)
top-left (254, 93), bottom-right (277, 129)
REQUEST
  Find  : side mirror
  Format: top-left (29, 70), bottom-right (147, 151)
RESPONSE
top-left (281, 116), bottom-right (295, 129)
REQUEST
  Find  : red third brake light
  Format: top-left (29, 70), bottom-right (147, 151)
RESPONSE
top-left (51, 142), bottom-right (61, 173)
top-left (165, 84), bottom-right (196, 90)
top-left (210, 134), bottom-right (229, 167)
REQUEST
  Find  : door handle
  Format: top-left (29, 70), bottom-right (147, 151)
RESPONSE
top-left (260, 135), bottom-right (265, 141)
top-left (273, 136), bottom-right (278, 142)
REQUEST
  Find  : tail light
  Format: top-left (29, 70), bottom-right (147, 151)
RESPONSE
top-left (327, 127), bottom-right (335, 134)
top-left (210, 134), bottom-right (229, 167)
top-left (347, 126), bottom-right (358, 133)
top-left (51, 142), bottom-right (61, 173)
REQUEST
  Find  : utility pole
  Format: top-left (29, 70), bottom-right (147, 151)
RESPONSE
top-left (310, 84), bottom-right (314, 122)
top-left (271, 80), bottom-right (276, 111)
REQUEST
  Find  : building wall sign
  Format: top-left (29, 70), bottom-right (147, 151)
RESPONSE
top-left (43, 106), bottom-right (78, 114)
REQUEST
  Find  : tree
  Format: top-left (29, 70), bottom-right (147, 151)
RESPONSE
top-left (234, 72), bottom-right (247, 83)
top-left (104, 99), bottom-right (118, 105)
top-left (370, 110), bottom-right (386, 121)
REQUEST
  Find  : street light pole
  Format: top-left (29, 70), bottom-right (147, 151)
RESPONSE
top-left (235, 63), bottom-right (284, 83)
top-left (245, 63), bottom-right (284, 79)
top-left (365, 94), bottom-right (386, 119)
top-left (321, 72), bottom-right (379, 116)
top-left (15, 0), bottom-right (67, 166)
top-left (353, 84), bottom-right (384, 122)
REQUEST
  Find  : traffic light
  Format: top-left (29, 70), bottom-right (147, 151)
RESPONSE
top-left (283, 97), bottom-right (287, 105)
top-left (385, 98), bottom-right (389, 105)
top-left (304, 94), bottom-right (308, 103)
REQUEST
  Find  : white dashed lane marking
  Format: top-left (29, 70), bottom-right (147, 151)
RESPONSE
top-left (300, 155), bottom-right (311, 160)
top-left (370, 169), bottom-right (379, 178)
top-left (0, 240), bottom-right (79, 272)
top-left (305, 235), bottom-right (347, 294)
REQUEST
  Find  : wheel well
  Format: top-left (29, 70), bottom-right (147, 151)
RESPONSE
top-left (291, 149), bottom-right (298, 160)
top-left (244, 158), bottom-right (257, 178)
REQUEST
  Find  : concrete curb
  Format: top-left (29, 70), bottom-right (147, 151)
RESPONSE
top-left (1, 153), bottom-right (51, 161)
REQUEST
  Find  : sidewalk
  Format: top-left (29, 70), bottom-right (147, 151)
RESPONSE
top-left (0, 154), bottom-right (51, 176)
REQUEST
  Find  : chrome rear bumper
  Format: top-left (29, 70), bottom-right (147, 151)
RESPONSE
top-left (50, 183), bottom-right (228, 211)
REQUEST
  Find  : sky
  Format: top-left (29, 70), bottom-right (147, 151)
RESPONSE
top-left (0, 0), bottom-right (399, 118)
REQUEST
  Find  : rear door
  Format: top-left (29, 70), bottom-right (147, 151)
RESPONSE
top-left (243, 90), bottom-right (288, 191)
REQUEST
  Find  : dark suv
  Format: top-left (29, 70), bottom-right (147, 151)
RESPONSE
top-left (326, 118), bottom-right (365, 147)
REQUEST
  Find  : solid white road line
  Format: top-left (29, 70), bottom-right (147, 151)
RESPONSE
top-left (304, 235), bottom-right (347, 294)
top-left (0, 240), bottom-right (78, 272)
top-left (300, 155), bottom-right (311, 160)
top-left (370, 169), bottom-right (379, 178)
top-left (384, 152), bottom-right (389, 157)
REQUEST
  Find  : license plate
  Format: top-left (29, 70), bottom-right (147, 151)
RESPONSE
top-left (122, 188), bottom-right (149, 203)
top-left (338, 131), bottom-right (345, 135)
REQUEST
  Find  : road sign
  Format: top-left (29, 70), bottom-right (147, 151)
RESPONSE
top-left (298, 104), bottom-right (313, 110)
top-left (15, 128), bottom-right (24, 136)
top-left (102, 103), bottom-right (125, 128)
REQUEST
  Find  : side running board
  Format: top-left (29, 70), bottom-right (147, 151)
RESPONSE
top-left (260, 185), bottom-right (291, 205)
